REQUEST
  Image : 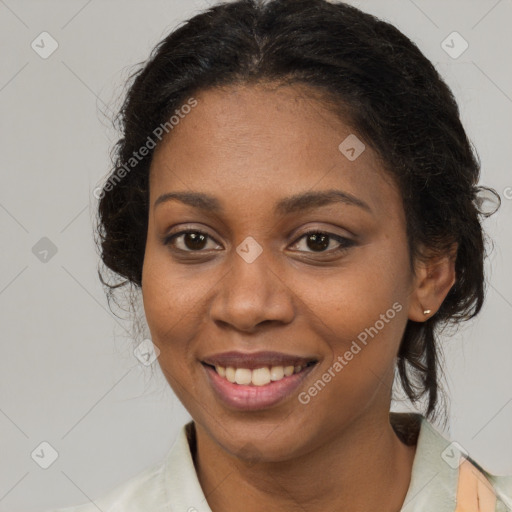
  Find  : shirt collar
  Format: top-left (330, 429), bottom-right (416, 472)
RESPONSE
top-left (399, 414), bottom-right (459, 511)
top-left (160, 413), bottom-right (499, 512)
top-left (162, 421), bottom-right (213, 512)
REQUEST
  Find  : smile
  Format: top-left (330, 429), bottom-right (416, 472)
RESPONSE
top-left (203, 362), bottom-right (316, 386)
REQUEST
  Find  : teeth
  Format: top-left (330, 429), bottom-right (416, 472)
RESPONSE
top-left (269, 366), bottom-right (284, 381)
top-left (284, 365), bottom-right (295, 376)
top-left (213, 364), bottom-right (310, 386)
top-left (234, 368), bottom-right (252, 385)
top-left (225, 366), bottom-right (236, 383)
top-left (252, 367), bottom-right (271, 386)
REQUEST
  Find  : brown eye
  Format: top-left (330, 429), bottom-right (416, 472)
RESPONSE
top-left (164, 230), bottom-right (221, 252)
top-left (291, 230), bottom-right (355, 254)
top-left (305, 233), bottom-right (330, 252)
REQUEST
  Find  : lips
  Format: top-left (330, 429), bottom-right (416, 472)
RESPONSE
top-left (200, 350), bottom-right (319, 410)
top-left (201, 350), bottom-right (318, 370)
top-left (202, 362), bottom-right (317, 410)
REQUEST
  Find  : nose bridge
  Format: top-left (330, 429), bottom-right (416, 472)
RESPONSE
top-left (228, 238), bottom-right (279, 304)
top-left (231, 240), bottom-right (274, 296)
top-left (210, 237), bottom-right (295, 330)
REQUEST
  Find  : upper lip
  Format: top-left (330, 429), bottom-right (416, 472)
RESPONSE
top-left (201, 351), bottom-right (318, 370)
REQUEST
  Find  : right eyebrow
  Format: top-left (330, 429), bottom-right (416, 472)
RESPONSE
top-left (154, 192), bottom-right (222, 212)
top-left (274, 189), bottom-right (372, 215)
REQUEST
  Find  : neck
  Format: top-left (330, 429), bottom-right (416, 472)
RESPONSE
top-left (193, 412), bottom-right (418, 512)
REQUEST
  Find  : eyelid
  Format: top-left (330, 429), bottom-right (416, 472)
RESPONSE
top-left (291, 224), bottom-right (355, 240)
top-left (289, 221), bottom-right (357, 241)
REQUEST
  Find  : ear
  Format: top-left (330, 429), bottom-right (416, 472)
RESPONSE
top-left (408, 243), bottom-right (458, 322)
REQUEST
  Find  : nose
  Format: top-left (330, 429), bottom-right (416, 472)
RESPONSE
top-left (209, 245), bottom-right (295, 333)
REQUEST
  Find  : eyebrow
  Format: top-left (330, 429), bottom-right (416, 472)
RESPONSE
top-left (154, 189), bottom-right (372, 215)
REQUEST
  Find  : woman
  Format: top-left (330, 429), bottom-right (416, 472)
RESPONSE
top-left (52, 0), bottom-right (512, 510)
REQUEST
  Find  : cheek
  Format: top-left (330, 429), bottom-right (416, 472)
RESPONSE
top-left (295, 286), bottom-right (407, 423)
top-left (141, 247), bottom-right (199, 352)
top-left (141, 238), bottom-right (207, 324)
top-left (288, 242), bottom-right (410, 399)
top-left (293, 250), bottom-right (409, 343)
top-left (141, 244), bottom-right (225, 393)
top-left (141, 254), bottom-right (205, 402)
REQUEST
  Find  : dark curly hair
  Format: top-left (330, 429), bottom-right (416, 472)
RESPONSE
top-left (95, 0), bottom-right (500, 424)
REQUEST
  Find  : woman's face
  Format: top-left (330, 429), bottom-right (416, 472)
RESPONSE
top-left (142, 83), bottom-right (418, 461)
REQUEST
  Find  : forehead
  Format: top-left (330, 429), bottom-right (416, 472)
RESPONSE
top-left (148, 83), bottom-right (401, 218)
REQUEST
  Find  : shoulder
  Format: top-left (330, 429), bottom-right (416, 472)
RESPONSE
top-left (419, 416), bottom-right (512, 512)
top-left (46, 457), bottom-right (169, 512)
top-left (465, 457), bottom-right (512, 512)
top-left (391, 412), bottom-right (512, 511)
top-left (45, 421), bottom-right (204, 512)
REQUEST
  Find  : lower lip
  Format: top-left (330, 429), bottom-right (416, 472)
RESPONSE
top-left (202, 363), bottom-right (316, 411)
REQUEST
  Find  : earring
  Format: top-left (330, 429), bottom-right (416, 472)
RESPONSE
top-left (423, 309), bottom-right (432, 315)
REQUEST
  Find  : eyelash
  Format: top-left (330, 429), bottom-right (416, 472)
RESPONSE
top-left (163, 228), bottom-right (355, 255)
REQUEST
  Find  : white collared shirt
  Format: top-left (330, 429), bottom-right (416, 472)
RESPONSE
top-left (49, 414), bottom-right (512, 512)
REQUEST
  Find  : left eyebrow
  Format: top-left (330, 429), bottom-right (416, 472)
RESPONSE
top-left (153, 189), bottom-right (372, 215)
top-left (274, 189), bottom-right (372, 216)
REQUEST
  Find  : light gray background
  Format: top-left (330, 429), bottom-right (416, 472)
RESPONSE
top-left (1, 0), bottom-right (511, 510)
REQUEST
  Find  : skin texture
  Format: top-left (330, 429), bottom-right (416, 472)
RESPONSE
top-left (141, 83), bottom-right (456, 512)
